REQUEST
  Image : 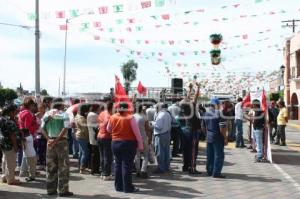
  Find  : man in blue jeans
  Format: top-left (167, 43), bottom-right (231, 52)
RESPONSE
top-left (235, 97), bottom-right (246, 148)
top-left (204, 98), bottom-right (228, 178)
top-left (153, 103), bottom-right (172, 173)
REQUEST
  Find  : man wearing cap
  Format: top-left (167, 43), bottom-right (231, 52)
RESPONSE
top-left (203, 98), bottom-right (228, 178)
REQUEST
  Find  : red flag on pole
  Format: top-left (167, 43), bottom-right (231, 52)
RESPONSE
top-left (114, 75), bottom-right (133, 111)
top-left (137, 81), bottom-right (147, 96)
top-left (261, 89), bottom-right (267, 112)
top-left (242, 93), bottom-right (251, 108)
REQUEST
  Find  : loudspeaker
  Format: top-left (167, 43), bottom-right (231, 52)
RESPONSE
top-left (171, 78), bottom-right (183, 94)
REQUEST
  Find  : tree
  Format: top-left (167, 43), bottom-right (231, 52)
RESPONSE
top-left (0, 88), bottom-right (18, 107)
top-left (120, 60), bottom-right (138, 94)
top-left (41, 89), bottom-right (49, 96)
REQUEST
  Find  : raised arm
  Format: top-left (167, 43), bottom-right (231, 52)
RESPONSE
top-left (193, 82), bottom-right (201, 104)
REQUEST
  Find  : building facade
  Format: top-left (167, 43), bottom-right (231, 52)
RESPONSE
top-left (284, 33), bottom-right (300, 120)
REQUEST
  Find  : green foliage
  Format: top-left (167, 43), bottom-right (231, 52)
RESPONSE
top-left (0, 88), bottom-right (18, 107)
top-left (41, 89), bottom-right (49, 96)
top-left (210, 34), bottom-right (223, 44)
top-left (269, 93), bottom-right (280, 101)
top-left (121, 60), bottom-right (138, 94)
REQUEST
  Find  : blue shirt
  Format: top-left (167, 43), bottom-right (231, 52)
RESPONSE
top-left (204, 108), bottom-right (227, 143)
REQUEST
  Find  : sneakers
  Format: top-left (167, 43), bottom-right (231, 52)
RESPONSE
top-left (80, 168), bottom-right (90, 175)
top-left (102, 176), bottom-right (114, 181)
top-left (25, 177), bottom-right (35, 182)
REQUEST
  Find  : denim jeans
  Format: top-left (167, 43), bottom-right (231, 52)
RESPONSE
top-left (112, 140), bottom-right (137, 193)
top-left (229, 120), bottom-right (236, 141)
top-left (77, 139), bottom-right (90, 167)
top-left (72, 129), bottom-right (79, 157)
top-left (206, 141), bottom-right (225, 176)
top-left (235, 119), bottom-right (244, 147)
top-left (253, 129), bottom-right (263, 159)
top-left (98, 139), bottom-right (112, 176)
top-left (154, 132), bottom-right (171, 172)
top-left (181, 127), bottom-right (199, 171)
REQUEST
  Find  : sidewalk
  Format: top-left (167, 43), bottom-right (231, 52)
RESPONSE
top-left (1, 140), bottom-right (300, 199)
top-left (287, 120), bottom-right (300, 129)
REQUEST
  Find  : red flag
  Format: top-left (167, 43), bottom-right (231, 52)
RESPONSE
top-left (94, 35), bottom-right (100, 40)
top-left (114, 75), bottom-right (133, 111)
top-left (137, 81), bottom-right (147, 95)
top-left (93, 21), bottom-right (101, 28)
top-left (261, 89), bottom-right (267, 112)
top-left (242, 93), bottom-right (251, 108)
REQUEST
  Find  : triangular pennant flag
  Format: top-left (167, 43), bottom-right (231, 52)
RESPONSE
top-left (161, 14), bottom-right (170, 20)
top-left (141, 1), bottom-right (152, 9)
top-left (59, 24), bottom-right (68, 30)
top-left (99, 6), bottom-right (108, 14)
top-left (155, 0), bottom-right (165, 7)
top-left (70, 10), bottom-right (79, 17)
top-left (56, 11), bottom-right (65, 18)
top-left (113, 5), bottom-right (124, 13)
top-left (93, 21), bottom-right (101, 28)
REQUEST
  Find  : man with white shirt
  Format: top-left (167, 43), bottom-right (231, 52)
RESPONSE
top-left (168, 101), bottom-right (181, 157)
top-left (153, 103), bottom-right (172, 173)
top-left (235, 97), bottom-right (246, 148)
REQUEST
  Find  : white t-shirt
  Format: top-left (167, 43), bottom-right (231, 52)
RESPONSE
top-left (23, 135), bottom-right (36, 157)
top-left (235, 102), bottom-right (244, 120)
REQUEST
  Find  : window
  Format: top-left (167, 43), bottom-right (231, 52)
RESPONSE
top-left (297, 50), bottom-right (300, 77)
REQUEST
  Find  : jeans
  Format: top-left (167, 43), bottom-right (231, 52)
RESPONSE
top-left (112, 140), bottom-right (137, 193)
top-left (235, 119), bottom-right (244, 147)
top-left (171, 126), bottom-right (180, 156)
top-left (98, 139), bottom-right (112, 176)
top-left (206, 141), bottom-right (225, 176)
top-left (67, 129), bottom-right (73, 155)
top-left (253, 129), bottom-right (263, 159)
top-left (77, 139), bottom-right (90, 168)
top-left (182, 127), bottom-right (199, 171)
top-left (17, 148), bottom-right (23, 167)
top-left (154, 132), bottom-right (171, 172)
top-left (229, 120), bottom-right (236, 141)
top-left (276, 125), bottom-right (286, 144)
top-left (72, 129), bottom-right (79, 157)
top-left (37, 137), bottom-right (47, 166)
top-left (90, 145), bottom-right (100, 174)
top-left (268, 123), bottom-right (277, 142)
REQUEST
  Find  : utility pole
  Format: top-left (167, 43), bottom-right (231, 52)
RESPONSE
top-left (35, 0), bottom-right (41, 101)
top-left (62, 19), bottom-right (68, 96)
top-left (282, 19), bottom-right (300, 33)
top-left (58, 78), bottom-right (61, 96)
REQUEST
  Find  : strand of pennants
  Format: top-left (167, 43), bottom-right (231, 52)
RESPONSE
top-left (52, 7), bottom-right (299, 32)
top-left (26, 0), bottom-right (279, 21)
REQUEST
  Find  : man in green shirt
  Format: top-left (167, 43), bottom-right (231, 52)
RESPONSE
top-left (42, 98), bottom-right (73, 197)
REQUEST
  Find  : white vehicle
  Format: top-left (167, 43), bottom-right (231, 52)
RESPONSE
top-left (211, 93), bottom-right (235, 103)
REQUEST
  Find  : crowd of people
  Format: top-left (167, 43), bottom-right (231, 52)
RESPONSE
top-left (0, 84), bottom-right (289, 196)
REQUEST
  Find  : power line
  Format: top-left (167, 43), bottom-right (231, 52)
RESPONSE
top-left (0, 22), bottom-right (34, 29)
top-left (281, 19), bottom-right (300, 33)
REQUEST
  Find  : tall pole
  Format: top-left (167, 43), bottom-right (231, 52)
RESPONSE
top-left (282, 19), bottom-right (300, 33)
top-left (62, 19), bottom-right (68, 96)
top-left (35, 0), bottom-right (40, 100)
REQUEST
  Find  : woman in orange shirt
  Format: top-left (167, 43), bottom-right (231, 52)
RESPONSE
top-left (107, 102), bottom-right (143, 193)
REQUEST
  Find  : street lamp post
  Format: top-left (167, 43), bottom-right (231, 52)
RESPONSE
top-left (35, 0), bottom-right (40, 101)
top-left (62, 12), bottom-right (94, 96)
top-left (280, 65), bottom-right (285, 90)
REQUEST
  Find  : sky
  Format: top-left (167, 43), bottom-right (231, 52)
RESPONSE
top-left (0, 0), bottom-right (299, 96)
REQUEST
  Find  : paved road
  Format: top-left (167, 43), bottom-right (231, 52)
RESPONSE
top-left (1, 125), bottom-right (300, 199)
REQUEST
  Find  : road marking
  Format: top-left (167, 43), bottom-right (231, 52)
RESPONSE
top-left (273, 163), bottom-right (300, 192)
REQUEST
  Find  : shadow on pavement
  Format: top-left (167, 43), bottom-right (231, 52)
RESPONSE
top-left (0, 191), bottom-right (45, 199)
top-left (272, 148), bottom-right (300, 166)
top-left (224, 173), bottom-right (282, 182)
top-left (135, 179), bottom-right (202, 198)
